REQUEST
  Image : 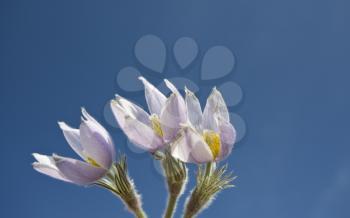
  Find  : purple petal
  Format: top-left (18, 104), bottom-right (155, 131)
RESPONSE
top-left (164, 79), bottom-right (181, 95)
top-left (123, 115), bottom-right (164, 151)
top-left (110, 99), bottom-right (164, 151)
top-left (32, 153), bottom-right (71, 183)
top-left (170, 127), bottom-right (213, 163)
top-left (54, 155), bottom-right (107, 186)
top-left (139, 77), bottom-right (166, 115)
top-left (202, 87), bottom-right (229, 131)
top-left (185, 87), bottom-right (203, 131)
top-left (217, 119), bottom-right (236, 161)
top-left (80, 108), bottom-right (116, 169)
top-left (112, 95), bottom-right (151, 126)
top-left (160, 93), bottom-right (187, 142)
top-left (58, 122), bottom-right (86, 160)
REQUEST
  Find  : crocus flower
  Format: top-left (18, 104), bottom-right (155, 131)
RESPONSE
top-left (170, 87), bottom-right (236, 163)
top-left (32, 108), bottom-right (116, 186)
top-left (110, 77), bottom-right (187, 152)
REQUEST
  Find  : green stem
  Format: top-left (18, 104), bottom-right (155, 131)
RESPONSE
top-left (184, 213), bottom-right (194, 218)
top-left (205, 162), bottom-right (213, 177)
top-left (123, 195), bottom-right (148, 218)
top-left (164, 193), bottom-right (179, 218)
top-left (132, 207), bottom-right (147, 218)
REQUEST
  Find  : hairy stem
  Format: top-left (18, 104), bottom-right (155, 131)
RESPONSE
top-left (164, 193), bottom-right (179, 218)
top-left (183, 213), bottom-right (194, 218)
top-left (205, 162), bottom-right (212, 177)
top-left (122, 194), bottom-right (147, 218)
top-left (96, 156), bottom-right (148, 218)
top-left (132, 206), bottom-right (147, 218)
top-left (161, 152), bottom-right (188, 218)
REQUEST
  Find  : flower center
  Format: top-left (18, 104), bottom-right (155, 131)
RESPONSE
top-left (150, 114), bottom-right (164, 137)
top-left (203, 130), bottom-right (221, 160)
top-left (86, 156), bottom-right (101, 167)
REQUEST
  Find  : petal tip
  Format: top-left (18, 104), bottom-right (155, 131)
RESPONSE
top-left (138, 76), bottom-right (146, 82)
top-left (32, 152), bottom-right (41, 160)
top-left (81, 107), bottom-right (88, 117)
top-left (58, 121), bottom-right (70, 130)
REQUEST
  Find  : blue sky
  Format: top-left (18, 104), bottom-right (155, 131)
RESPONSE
top-left (1, 0), bottom-right (350, 217)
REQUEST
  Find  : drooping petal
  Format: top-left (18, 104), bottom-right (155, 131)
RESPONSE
top-left (170, 126), bottom-right (213, 163)
top-left (160, 92), bottom-right (187, 142)
top-left (54, 155), bottom-right (107, 186)
top-left (79, 108), bottom-right (116, 169)
top-left (58, 122), bottom-right (85, 160)
top-left (202, 87), bottom-right (230, 131)
top-left (110, 99), bottom-right (164, 151)
top-left (32, 153), bottom-right (71, 182)
top-left (217, 119), bottom-right (236, 161)
top-left (139, 76), bottom-right (166, 115)
top-left (185, 87), bottom-right (203, 131)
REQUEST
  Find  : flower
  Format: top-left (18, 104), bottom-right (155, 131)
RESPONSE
top-left (170, 87), bottom-right (236, 163)
top-left (32, 108), bottom-right (116, 186)
top-left (110, 77), bottom-right (187, 152)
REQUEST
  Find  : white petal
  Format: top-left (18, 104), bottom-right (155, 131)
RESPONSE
top-left (110, 98), bottom-right (164, 151)
top-left (58, 122), bottom-right (85, 160)
top-left (122, 116), bottom-right (164, 151)
top-left (54, 155), bottom-right (107, 186)
top-left (32, 153), bottom-right (71, 182)
top-left (160, 93), bottom-right (187, 142)
top-left (139, 76), bottom-right (166, 115)
top-left (33, 153), bottom-right (57, 168)
top-left (185, 87), bottom-right (203, 131)
top-left (113, 95), bottom-right (151, 126)
top-left (170, 127), bottom-right (213, 163)
top-left (33, 163), bottom-right (72, 183)
top-left (164, 79), bottom-right (180, 95)
top-left (202, 87), bottom-right (229, 131)
top-left (217, 119), bottom-right (236, 161)
top-left (80, 109), bottom-right (116, 169)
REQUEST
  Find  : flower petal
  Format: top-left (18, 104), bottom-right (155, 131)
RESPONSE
top-left (185, 87), bottom-right (203, 131)
top-left (58, 122), bottom-right (85, 160)
top-left (217, 119), bottom-right (236, 161)
top-left (111, 100), bottom-right (164, 151)
top-left (33, 153), bottom-right (57, 168)
top-left (54, 155), bottom-right (107, 186)
top-left (79, 108), bottom-right (116, 169)
top-left (32, 153), bottom-right (71, 183)
top-left (139, 76), bottom-right (166, 115)
top-left (202, 87), bottom-right (230, 131)
top-left (170, 127), bottom-right (213, 163)
top-left (164, 79), bottom-right (181, 95)
top-left (124, 116), bottom-right (164, 151)
top-left (112, 95), bottom-right (151, 126)
top-left (160, 93), bottom-right (187, 142)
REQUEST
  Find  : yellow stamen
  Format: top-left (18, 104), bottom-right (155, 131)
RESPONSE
top-left (150, 115), bottom-right (164, 137)
top-left (86, 157), bottom-right (101, 167)
top-left (203, 130), bottom-right (221, 159)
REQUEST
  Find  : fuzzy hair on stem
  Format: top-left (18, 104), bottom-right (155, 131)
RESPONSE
top-left (183, 164), bottom-right (236, 218)
top-left (95, 155), bottom-right (147, 218)
top-left (162, 152), bottom-right (188, 218)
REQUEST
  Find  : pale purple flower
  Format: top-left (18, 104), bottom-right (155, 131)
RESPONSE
top-left (32, 108), bottom-right (116, 186)
top-left (170, 87), bottom-right (236, 163)
top-left (110, 77), bottom-right (187, 152)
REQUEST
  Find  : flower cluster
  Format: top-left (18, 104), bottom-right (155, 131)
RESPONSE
top-left (32, 77), bottom-right (237, 218)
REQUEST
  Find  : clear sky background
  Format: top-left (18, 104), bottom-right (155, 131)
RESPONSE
top-left (1, 0), bottom-right (350, 217)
